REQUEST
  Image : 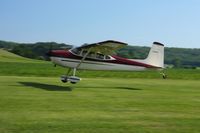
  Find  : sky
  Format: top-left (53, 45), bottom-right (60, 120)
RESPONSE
top-left (0, 0), bottom-right (200, 48)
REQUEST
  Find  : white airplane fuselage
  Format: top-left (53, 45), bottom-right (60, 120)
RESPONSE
top-left (49, 49), bottom-right (161, 71)
top-left (50, 56), bottom-right (148, 71)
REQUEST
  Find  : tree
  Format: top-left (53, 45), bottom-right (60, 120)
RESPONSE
top-left (172, 58), bottom-right (182, 68)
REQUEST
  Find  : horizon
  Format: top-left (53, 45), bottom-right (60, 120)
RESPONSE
top-left (1, 39), bottom-right (199, 49)
top-left (1, 0), bottom-right (200, 48)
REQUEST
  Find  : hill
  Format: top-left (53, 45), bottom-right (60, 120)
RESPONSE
top-left (0, 49), bottom-right (35, 62)
top-left (0, 40), bottom-right (72, 60)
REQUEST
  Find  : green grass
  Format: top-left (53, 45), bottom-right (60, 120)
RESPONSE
top-left (0, 76), bottom-right (200, 133)
top-left (0, 61), bottom-right (200, 79)
top-left (0, 50), bottom-right (200, 132)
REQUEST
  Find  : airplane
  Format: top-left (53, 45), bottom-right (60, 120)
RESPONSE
top-left (46, 40), bottom-right (165, 84)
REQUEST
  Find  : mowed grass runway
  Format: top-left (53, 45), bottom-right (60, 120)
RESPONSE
top-left (0, 76), bottom-right (200, 133)
top-left (0, 49), bottom-right (200, 133)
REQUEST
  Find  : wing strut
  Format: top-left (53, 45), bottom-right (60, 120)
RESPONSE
top-left (76, 48), bottom-right (92, 69)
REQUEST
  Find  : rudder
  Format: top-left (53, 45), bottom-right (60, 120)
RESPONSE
top-left (144, 42), bottom-right (164, 68)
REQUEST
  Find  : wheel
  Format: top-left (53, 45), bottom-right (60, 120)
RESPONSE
top-left (70, 82), bottom-right (76, 84)
top-left (60, 75), bottom-right (68, 83)
top-left (162, 73), bottom-right (167, 79)
top-left (61, 79), bottom-right (68, 83)
top-left (68, 76), bottom-right (80, 84)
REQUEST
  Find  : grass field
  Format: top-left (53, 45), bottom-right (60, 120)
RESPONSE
top-left (0, 76), bottom-right (200, 133)
top-left (0, 50), bottom-right (200, 133)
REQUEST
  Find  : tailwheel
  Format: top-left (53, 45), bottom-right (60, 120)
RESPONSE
top-left (161, 72), bottom-right (167, 79)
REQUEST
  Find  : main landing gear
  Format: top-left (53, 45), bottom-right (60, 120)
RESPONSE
top-left (60, 68), bottom-right (81, 84)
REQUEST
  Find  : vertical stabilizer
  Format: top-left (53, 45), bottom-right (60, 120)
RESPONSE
top-left (144, 42), bottom-right (164, 68)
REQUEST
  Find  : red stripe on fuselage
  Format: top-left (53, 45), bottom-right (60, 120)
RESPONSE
top-left (50, 50), bottom-right (159, 68)
top-left (110, 55), bottom-right (158, 68)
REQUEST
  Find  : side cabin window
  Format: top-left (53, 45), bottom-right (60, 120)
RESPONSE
top-left (71, 48), bottom-right (111, 60)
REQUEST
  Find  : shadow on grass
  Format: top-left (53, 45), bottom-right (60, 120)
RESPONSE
top-left (19, 82), bottom-right (141, 91)
top-left (75, 86), bottom-right (142, 91)
top-left (115, 87), bottom-right (142, 90)
top-left (19, 82), bottom-right (72, 91)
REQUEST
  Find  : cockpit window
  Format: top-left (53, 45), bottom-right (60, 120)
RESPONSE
top-left (71, 48), bottom-right (81, 55)
top-left (71, 48), bottom-right (112, 60)
top-left (105, 55), bottom-right (110, 59)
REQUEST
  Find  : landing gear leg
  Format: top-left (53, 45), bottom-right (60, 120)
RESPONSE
top-left (73, 68), bottom-right (76, 76)
top-left (70, 68), bottom-right (81, 84)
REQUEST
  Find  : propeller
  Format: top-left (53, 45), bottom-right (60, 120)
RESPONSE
top-left (45, 44), bottom-right (53, 60)
top-left (49, 44), bottom-right (53, 52)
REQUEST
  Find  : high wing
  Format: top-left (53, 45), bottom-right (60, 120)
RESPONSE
top-left (76, 40), bottom-right (128, 55)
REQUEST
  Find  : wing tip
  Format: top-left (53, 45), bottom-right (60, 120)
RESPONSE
top-left (153, 42), bottom-right (164, 46)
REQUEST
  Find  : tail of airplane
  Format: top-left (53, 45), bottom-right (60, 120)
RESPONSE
top-left (144, 42), bottom-right (164, 68)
